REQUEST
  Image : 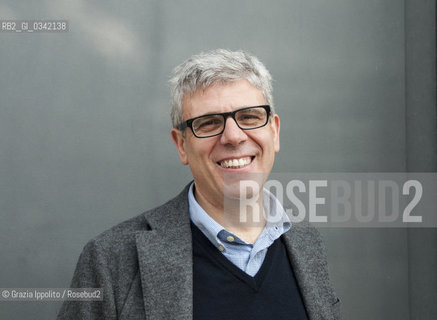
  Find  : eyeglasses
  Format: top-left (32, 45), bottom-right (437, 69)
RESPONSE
top-left (177, 105), bottom-right (271, 138)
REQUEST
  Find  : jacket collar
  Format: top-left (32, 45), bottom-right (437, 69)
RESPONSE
top-left (136, 183), bottom-right (193, 320)
top-left (282, 223), bottom-right (338, 320)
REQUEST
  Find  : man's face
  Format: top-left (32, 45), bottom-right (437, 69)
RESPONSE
top-left (171, 79), bottom-right (280, 210)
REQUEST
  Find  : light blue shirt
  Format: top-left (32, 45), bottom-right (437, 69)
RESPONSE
top-left (188, 183), bottom-right (291, 277)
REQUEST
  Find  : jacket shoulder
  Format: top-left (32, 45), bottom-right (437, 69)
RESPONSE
top-left (58, 189), bottom-right (188, 319)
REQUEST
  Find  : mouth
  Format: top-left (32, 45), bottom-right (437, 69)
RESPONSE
top-left (218, 156), bottom-right (254, 169)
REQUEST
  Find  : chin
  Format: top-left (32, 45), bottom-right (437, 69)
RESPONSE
top-left (223, 174), bottom-right (264, 201)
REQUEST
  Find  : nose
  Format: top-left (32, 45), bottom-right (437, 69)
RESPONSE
top-left (219, 116), bottom-right (248, 146)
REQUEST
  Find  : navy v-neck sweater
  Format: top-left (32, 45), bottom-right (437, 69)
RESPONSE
top-left (191, 222), bottom-right (308, 320)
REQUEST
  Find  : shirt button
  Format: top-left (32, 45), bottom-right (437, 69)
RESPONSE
top-left (218, 245), bottom-right (225, 252)
top-left (226, 235), bottom-right (235, 242)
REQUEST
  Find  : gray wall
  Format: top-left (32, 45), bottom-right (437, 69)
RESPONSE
top-left (0, 0), bottom-right (435, 319)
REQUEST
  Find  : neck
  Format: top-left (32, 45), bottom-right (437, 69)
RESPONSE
top-left (194, 186), bottom-right (266, 244)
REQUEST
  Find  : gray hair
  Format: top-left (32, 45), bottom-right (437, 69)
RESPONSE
top-left (169, 49), bottom-right (274, 128)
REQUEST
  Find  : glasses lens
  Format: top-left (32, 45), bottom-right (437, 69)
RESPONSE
top-left (236, 107), bottom-right (268, 129)
top-left (192, 115), bottom-right (224, 137)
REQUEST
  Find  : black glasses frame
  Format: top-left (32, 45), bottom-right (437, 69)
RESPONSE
top-left (177, 105), bottom-right (271, 138)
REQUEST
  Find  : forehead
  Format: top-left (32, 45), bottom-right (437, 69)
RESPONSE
top-left (182, 79), bottom-right (265, 118)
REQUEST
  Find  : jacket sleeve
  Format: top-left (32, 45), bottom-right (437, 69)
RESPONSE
top-left (57, 240), bottom-right (118, 320)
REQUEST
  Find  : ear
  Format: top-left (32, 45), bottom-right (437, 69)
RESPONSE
top-left (171, 128), bottom-right (189, 165)
top-left (271, 114), bottom-right (280, 153)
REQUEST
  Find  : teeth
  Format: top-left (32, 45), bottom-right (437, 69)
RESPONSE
top-left (220, 157), bottom-right (252, 169)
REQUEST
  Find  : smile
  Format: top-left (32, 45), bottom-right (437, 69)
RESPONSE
top-left (219, 157), bottom-right (253, 169)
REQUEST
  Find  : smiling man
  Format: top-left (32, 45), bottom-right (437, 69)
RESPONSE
top-left (171, 75), bottom-right (280, 244)
top-left (58, 49), bottom-right (340, 320)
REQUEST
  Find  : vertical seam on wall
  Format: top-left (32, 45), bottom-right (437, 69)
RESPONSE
top-left (404, 1), bottom-right (412, 319)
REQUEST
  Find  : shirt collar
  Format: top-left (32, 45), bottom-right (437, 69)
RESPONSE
top-left (188, 182), bottom-right (291, 248)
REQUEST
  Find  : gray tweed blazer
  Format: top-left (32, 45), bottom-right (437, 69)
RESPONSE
top-left (57, 184), bottom-right (341, 320)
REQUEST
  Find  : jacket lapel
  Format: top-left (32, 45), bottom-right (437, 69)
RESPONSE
top-left (282, 222), bottom-right (337, 320)
top-left (136, 186), bottom-right (193, 320)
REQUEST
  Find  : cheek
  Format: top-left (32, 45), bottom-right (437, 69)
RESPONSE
top-left (261, 138), bottom-right (278, 166)
top-left (256, 134), bottom-right (276, 153)
top-left (185, 140), bottom-right (215, 164)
